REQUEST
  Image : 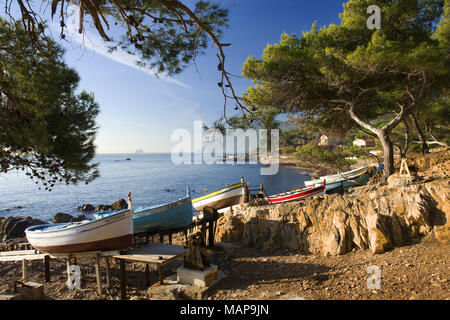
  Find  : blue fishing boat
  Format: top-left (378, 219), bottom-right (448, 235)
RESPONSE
top-left (321, 172), bottom-right (370, 191)
top-left (95, 188), bottom-right (193, 234)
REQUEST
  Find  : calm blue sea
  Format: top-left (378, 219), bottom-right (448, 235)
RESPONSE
top-left (0, 153), bottom-right (310, 222)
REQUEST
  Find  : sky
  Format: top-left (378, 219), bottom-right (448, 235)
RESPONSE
top-left (8, 0), bottom-right (347, 153)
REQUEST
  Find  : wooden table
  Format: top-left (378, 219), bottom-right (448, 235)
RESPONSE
top-left (0, 250), bottom-right (51, 283)
top-left (113, 243), bottom-right (186, 300)
top-left (50, 250), bottom-right (119, 295)
top-left (0, 249), bottom-right (119, 295)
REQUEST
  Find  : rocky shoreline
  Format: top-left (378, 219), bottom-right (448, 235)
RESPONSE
top-left (0, 148), bottom-right (448, 300)
top-left (278, 156), bottom-right (368, 178)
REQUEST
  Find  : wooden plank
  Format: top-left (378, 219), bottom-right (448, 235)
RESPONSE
top-left (119, 259), bottom-right (127, 300)
top-left (112, 244), bottom-right (186, 265)
top-left (22, 259), bottom-right (28, 282)
top-left (51, 251), bottom-right (101, 259)
top-left (0, 250), bottom-right (38, 256)
top-left (105, 257), bottom-right (111, 289)
top-left (115, 243), bottom-right (185, 257)
top-left (0, 254), bottom-right (49, 262)
top-left (44, 255), bottom-right (50, 283)
top-left (158, 266), bottom-right (164, 285)
top-left (145, 264), bottom-right (150, 286)
top-left (94, 253), bottom-right (102, 295)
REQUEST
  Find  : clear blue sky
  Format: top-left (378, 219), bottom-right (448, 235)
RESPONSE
top-left (44, 0), bottom-right (347, 153)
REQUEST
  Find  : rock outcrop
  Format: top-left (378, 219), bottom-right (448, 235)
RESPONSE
top-left (94, 204), bottom-right (112, 212)
top-left (215, 154), bottom-right (449, 256)
top-left (0, 216), bottom-right (48, 241)
top-left (53, 212), bottom-right (73, 223)
top-left (77, 204), bottom-right (95, 213)
top-left (111, 198), bottom-right (127, 210)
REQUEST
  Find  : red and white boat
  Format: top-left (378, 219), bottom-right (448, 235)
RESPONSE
top-left (25, 194), bottom-right (133, 253)
top-left (265, 181), bottom-right (326, 204)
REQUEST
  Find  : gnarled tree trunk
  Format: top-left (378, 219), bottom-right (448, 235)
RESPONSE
top-left (410, 113), bottom-right (429, 154)
top-left (378, 130), bottom-right (395, 180)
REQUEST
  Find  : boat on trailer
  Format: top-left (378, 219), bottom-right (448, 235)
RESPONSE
top-left (25, 194), bottom-right (133, 254)
top-left (192, 178), bottom-right (247, 211)
top-left (265, 181), bottom-right (326, 204)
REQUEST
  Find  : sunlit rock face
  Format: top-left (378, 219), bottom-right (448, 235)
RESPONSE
top-left (215, 148), bottom-right (450, 255)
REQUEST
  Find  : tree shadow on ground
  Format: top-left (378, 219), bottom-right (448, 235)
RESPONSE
top-left (207, 259), bottom-right (332, 294)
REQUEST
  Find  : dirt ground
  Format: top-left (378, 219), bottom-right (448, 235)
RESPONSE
top-left (0, 233), bottom-right (448, 300)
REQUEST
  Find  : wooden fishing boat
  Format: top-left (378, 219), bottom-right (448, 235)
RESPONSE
top-left (95, 189), bottom-right (193, 233)
top-left (306, 170), bottom-right (370, 191)
top-left (318, 171), bottom-right (370, 191)
top-left (25, 194), bottom-right (133, 254)
top-left (192, 179), bottom-right (247, 211)
top-left (265, 181), bottom-right (326, 204)
top-left (304, 165), bottom-right (369, 187)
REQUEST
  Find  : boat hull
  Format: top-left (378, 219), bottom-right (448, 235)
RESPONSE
top-left (133, 196), bottom-right (193, 233)
top-left (321, 173), bottom-right (370, 190)
top-left (28, 234), bottom-right (133, 253)
top-left (25, 209), bottom-right (133, 254)
top-left (304, 166), bottom-right (369, 187)
top-left (265, 184), bottom-right (325, 204)
top-left (192, 183), bottom-right (245, 211)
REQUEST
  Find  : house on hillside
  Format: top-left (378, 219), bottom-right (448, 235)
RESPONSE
top-left (318, 135), bottom-right (343, 151)
top-left (353, 137), bottom-right (376, 148)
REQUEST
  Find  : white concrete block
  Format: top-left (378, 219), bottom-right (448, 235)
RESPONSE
top-left (177, 265), bottom-right (219, 287)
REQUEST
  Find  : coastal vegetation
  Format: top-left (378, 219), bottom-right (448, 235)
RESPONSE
top-left (0, 18), bottom-right (100, 189)
top-left (241, 0), bottom-right (450, 181)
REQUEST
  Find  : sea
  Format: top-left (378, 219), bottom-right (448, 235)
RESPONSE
top-left (0, 153), bottom-right (310, 222)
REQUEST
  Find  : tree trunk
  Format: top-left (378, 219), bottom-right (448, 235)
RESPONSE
top-left (401, 118), bottom-right (410, 159)
top-left (378, 130), bottom-right (395, 180)
top-left (409, 114), bottom-right (429, 154)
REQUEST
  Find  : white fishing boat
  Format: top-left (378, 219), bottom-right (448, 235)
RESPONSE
top-left (25, 194), bottom-right (133, 254)
top-left (192, 179), bottom-right (247, 211)
top-left (304, 165), bottom-right (369, 187)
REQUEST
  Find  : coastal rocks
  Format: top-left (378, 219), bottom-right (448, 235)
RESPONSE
top-left (111, 198), bottom-right (127, 210)
top-left (0, 216), bottom-right (47, 241)
top-left (77, 204), bottom-right (95, 213)
top-left (0, 238), bottom-right (29, 251)
top-left (214, 175), bottom-right (449, 256)
top-left (76, 198), bottom-right (128, 214)
top-left (52, 213), bottom-right (90, 224)
top-left (94, 204), bottom-right (112, 212)
top-left (53, 212), bottom-right (73, 223)
top-left (72, 215), bottom-right (88, 222)
top-left (92, 198), bottom-right (128, 213)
